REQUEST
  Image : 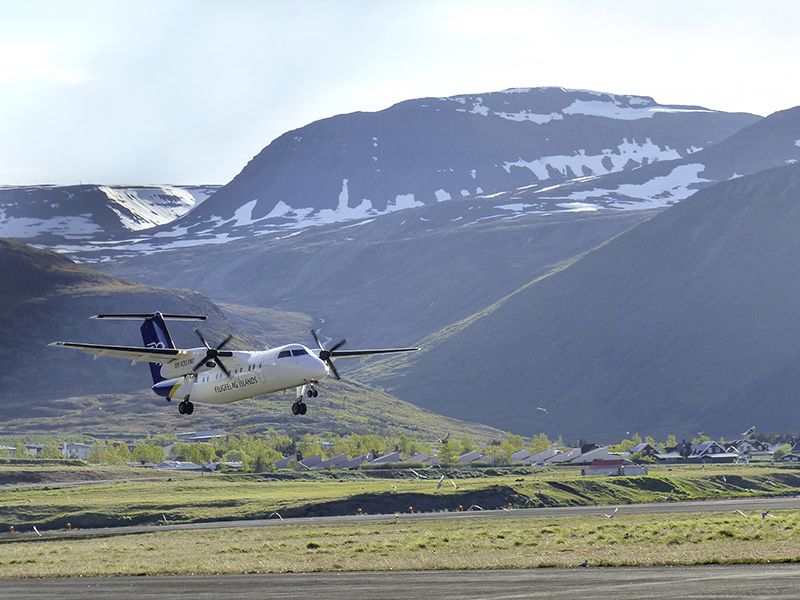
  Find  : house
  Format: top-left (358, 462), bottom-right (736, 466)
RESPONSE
top-left (627, 443), bottom-right (658, 458)
top-left (25, 444), bottom-right (44, 457)
top-left (314, 454), bottom-right (349, 469)
top-left (297, 454), bottom-right (323, 470)
top-left (274, 456), bottom-right (293, 469)
top-left (526, 448), bottom-right (560, 465)
top-left (340, 453), bottom-right (373, 469)
top-left (544, 448), bottom-right (582, 465)
top-left (0, 445), bottom-right (15, 459)
top-left (510, 449), bottom-right (531, 464)
top-left (456, 450), bottom-right (487, 464)
top-left (777, 453), bottom-right (800, 463)
top-left (727, 439), bottom-right (769, 454)
top-left (582, 459), bottom-right (648, 477)
top-left (371, 451), bottom-right (402, 464)
top-left (176, 430), bottom-right (223, 443)
top-left (689, 441), bottom-right (739, 463)
top-left (547, 446), bottom-right (621, 466)
top-left (154, 460), bottom-right (206, 471)
top-left (406, 452), bottom-right (430, 464)
top-left (62, 442), bottom-right (92, 461)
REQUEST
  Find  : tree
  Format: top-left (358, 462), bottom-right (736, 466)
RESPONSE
top-left (133, 442), bottom-right (166, 464)
top-left (529, 433), bottom-right (552, 454)
top-left (40, 440), bottom-right (63, 459)
top-left (773, 444), bottom-right (792, 461)
top-left (438, 441), bottom-right (456, 465)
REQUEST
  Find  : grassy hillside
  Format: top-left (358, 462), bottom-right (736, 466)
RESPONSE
top-left (357, 163), bottom-right (800, 440)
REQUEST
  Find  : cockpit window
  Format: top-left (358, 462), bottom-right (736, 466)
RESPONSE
top-left (277, 350), bottom-right (292, 358)
top-left (291, 348), bottom-right (308, 356)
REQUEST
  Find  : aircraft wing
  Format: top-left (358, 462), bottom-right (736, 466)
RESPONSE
top-left (330, 347), bottom-right (419, 359)
top-left (48, 341), bottom-right (189, 364)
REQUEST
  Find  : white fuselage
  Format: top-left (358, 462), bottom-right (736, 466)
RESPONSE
top-left (163, 343), bottom-right (328, 405)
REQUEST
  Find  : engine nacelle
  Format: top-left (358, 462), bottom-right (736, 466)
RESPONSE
top-left (159, 352), bottom-right (205, 379)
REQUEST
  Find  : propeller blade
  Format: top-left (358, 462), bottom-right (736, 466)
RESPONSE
top-left (192, 356), bottom-right (209, 373)
top-left (310, 329), bottom-right (324, 350)
top-left (327, 359), bottom-right (340, 380)
top-left (215, 334), bottom-right (233, 351)
top-left (194, 328), bottom-right (211, 350)
top-left (329, 338), bottom-right (347, 353)
top-left (216, 358), bottom-right (231, 378)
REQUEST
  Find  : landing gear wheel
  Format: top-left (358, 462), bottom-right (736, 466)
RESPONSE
top-left (292, 402), bottom-right (301, 416)
top-left (307, 388), bottom-right (314, 398)
top-left (299, 402), bottom-right (308, 415)
top-left (178, 401), bottom-right (186, 415)
top-left (311, 389), bottom-right (318, 398)
top-left (185, 401), bottom-right (194, 415)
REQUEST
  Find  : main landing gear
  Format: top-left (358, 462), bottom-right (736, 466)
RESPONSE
top-left (178, 400), bottom-right (194, 415)
top-left (292, 384), bottom-right (317, 415)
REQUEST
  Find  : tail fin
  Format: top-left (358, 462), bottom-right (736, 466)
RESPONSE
top-left (140, 313), bottom-right (176, 384)
top-left (91, 312), bottom-right (207, 385)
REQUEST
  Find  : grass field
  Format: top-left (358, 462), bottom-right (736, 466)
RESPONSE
top-left (1, 463), bottom-right (799, 531)
top-left (1, 510), bottom-right (799, 577)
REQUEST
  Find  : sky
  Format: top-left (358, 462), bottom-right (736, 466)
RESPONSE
top-left (1, 0), bottom-right (798, 185)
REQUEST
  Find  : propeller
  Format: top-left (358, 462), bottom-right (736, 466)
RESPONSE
top-left (192, 328), bottom-right (234, 377)
top-left (310, 329), bottom-right (346, 380)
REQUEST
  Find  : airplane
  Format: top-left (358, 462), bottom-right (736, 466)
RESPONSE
top-left (49, 312), bottom-right (418, 416)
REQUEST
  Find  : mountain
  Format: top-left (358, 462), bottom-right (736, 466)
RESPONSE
top-left (0, 184), bottom-right (218, 244)
top-left (101, 199), bottom-right (657, 349)
top-left (0, 238), bottom-right (235, 411)
top-left (0, 239), bottom-right (499, 441)
top-left (484, 106), bottom-right (800, 211)
top-left (355, 162), bottom-right (800, 441)
top-left (51, 87), bottom-right (752, 257)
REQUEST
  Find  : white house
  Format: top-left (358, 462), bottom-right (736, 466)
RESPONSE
top-left (62, 442), bottom-right (92, 461)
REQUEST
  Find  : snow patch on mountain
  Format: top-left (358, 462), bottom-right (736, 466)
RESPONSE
top-left (503, 139), bottom-right (680, 181)
top-left (566, 164), bottom-right (709, 208)
top-left (563, 99), bottom-right (713, 120)
top-left (98, 185), bottom-right (199, 230)
top-left (435, 189), bottom-right (452, 202)
top-left (0, 212), bottom-right (102, 238)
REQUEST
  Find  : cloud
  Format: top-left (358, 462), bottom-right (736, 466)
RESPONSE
top-left (0, 42), bottom-right (90, 84)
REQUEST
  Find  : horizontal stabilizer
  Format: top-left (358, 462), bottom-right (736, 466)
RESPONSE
top-left (91, 313), bottom-right (207, 321)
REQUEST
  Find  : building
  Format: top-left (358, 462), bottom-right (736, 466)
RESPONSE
top-left (297, 454), bottom-right (323, 470)
top-left (176, 430), bottom-right (223, 443)
top-left (340, 453), bottom-right (373, 469)
top-left (314, 454), bottom-right (349, 469)
top-left (689, 441), bottom-right (739, 463)
top-left (406, 452), bottom-right (430, 464)
top-left (371, 451), bottom-right (402, 464)
top-left (25, 444), bottom-right (44, 457)
top-left (62, 442), bottom-right (92, 461)
top-left (0, 445), bottom-right (15, 459)
top-left (627, 443), bottom-right (658, 458)
top-left (456, 450), bottom-right (487, 464)
top-left (510, 449), bottom-right (531, 464)
top-left (582, 459), bottom-right (648, 477)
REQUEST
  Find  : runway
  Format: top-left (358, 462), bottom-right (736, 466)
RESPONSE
top-left (2, 494), bottom-right (799, 543)
top-left (2, 564), bottom-right (800, 599)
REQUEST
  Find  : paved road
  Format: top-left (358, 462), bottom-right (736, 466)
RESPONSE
top-left (2, 564), bottom-right (800, 599)
top-left (2, 495), bottom-right (799, 543)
